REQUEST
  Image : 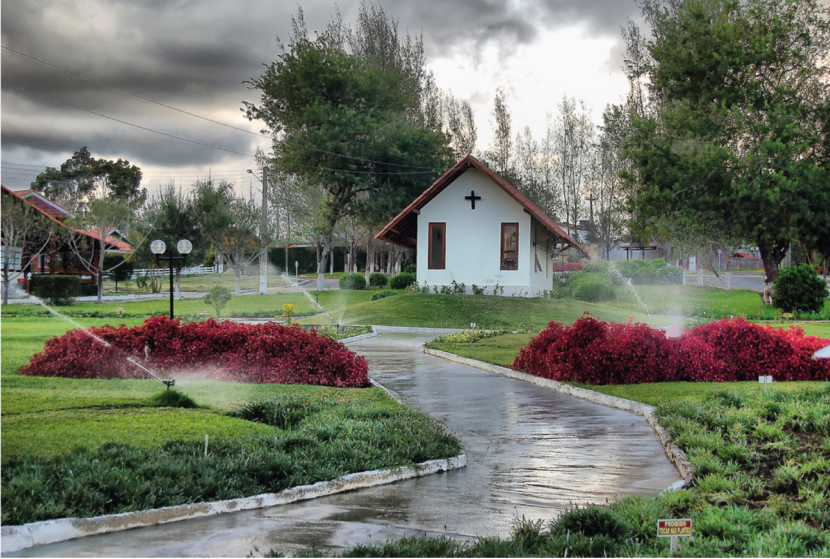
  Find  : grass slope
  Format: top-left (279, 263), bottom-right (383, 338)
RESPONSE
top-left (301, 293), bottom-right (670, 330)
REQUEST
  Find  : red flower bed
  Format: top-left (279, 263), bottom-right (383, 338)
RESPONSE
top-left (20, 316), bottom-right (370, 387)
top-left (513, 314), bottom-right (830, 385)
top-left (552, 262), bottom-right (587, 273)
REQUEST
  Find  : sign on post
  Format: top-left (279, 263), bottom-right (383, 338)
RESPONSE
top-left (657, 519), bottom-right (692, 553)
top-left (115, 307), bottom-right (125, 315)
top-left (759, 375), bottom-right (773, 390)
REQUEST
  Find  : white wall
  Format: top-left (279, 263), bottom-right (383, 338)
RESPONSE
top-left (416, 169), bottom-right (551, 296)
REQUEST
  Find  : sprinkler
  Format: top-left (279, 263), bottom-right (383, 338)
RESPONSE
top-left (163, 379), bottom-right (176, 390)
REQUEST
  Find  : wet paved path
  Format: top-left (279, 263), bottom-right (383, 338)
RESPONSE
top-left (11, 330), bottom-right (680, 557)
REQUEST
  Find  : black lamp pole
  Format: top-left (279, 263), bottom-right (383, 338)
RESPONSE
top-left (155, 251), bottom-right (187, 319)
top-left (151, 239), bottom-right (192, 319)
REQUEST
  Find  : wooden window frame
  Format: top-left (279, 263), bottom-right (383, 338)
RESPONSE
top-left (500, 222), bottom-right (519, 271)
top-left (428, 222), bottom-right (446, 270)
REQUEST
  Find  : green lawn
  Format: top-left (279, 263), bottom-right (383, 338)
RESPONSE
top-left (100, 270), bottom-right (293, 293)
top-left (0, 314), bottom-right (462, 526)
top-left (607, 284), bottom-right (830, 320)
top-left (301, 293), bottom-right (672, 330)
top-left (1, 290), bottom-right (381, 319)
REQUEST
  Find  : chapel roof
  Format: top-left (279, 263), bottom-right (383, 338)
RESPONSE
top-left (376, 155), bottom-right (584, 252)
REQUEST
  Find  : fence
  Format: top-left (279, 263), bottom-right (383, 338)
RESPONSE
top-left (131, 265), bottom-right (220, 279)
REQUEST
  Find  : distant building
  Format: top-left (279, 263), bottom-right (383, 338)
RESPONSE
top-left (376, 156), bottom-right (584, 296)
top-left (1, 185), bottom-right (133, 291)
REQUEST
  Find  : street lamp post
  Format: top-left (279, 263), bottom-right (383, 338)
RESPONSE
top-left (150, 239), bottom-right (192, 319)
top-left (247, 168), bottom-right (269, 295)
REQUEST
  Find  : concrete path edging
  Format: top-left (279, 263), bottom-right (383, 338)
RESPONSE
top-left (339, 326), bottom-right (379, 345)
top-left (422, 347), bottom-right (694, 489)
top-left (1, 453), bottom-right (467, 554)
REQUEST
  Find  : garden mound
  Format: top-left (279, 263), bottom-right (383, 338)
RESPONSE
top-left (513, 314), bottom-right (830, 385)
top-left (20, 316), bottom-right (370, 387)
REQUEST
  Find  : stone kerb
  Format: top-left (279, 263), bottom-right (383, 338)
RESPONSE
top-left (1, 454), bottom-right (467, 554)
top-left (421, 346), bottom-right (694, 489)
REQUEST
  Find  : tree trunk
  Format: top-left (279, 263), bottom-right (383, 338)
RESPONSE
top-left (317, 231), bottom-right (333, 292)
top-left (759, 241), bottom-right (787, 305)
top-left (97, 246), bottom-right (105, 304)
top-left (235, 267), bottom-right (242, 296)
top-left (365, 237), bottom-right (374, 284)
top-left (2, 264), bottom-right (10, 306)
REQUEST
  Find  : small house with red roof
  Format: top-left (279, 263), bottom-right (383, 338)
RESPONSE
top-left (1, 185), bottom-right (133, 289)
top-left (376, 156), bottom-right (585, 296)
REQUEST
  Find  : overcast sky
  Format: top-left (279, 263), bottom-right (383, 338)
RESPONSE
top-left (1, 0), bottom-right (640, 197)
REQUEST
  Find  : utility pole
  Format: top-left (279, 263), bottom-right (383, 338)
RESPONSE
top-left (259, 166), bottom-right (268, 295)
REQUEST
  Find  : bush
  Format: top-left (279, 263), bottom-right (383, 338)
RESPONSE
top-left (389, 272), bottom-right (416, 290)
top-left (30, 274), bottom-right (81, 305)
top-left (369, 272), bottom-right (388, 288)
top-left (403, 264), bottom-right (416, 274)
top-left (774, 263), bottom-right (829, 314)
top-left (570, 273), bottom-right (615, 302)
top-left (338, 273), bottom-right (366, 290)
top-left (203, 286), bottom-right (231, 317)
top-left (513, 315), bottom-right (830, 385)
top-left (371, 289), bottom-right (396, 301)
top-left (20, 316), bottom-right (371, 388)
top-left (103, 254), bottom-right (133, 288)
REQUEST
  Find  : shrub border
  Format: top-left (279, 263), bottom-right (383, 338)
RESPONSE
top-left (1, 453), bottom-right (467, 553)
top-left (422, 346), bottom-right (693, 491)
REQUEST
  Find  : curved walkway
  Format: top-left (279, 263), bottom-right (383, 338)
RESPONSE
top-left (9, 330), bottom-right (680, 557)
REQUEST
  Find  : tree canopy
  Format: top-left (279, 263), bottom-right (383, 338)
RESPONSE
top-left (244, 6), bottom-right (452, 289)
top-left (31, 147), bottom-right (145, 212)
top-left (624, 0), bottom-right (830, 301)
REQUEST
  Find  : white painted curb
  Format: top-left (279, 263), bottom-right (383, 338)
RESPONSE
top-left (422, 347), bottom-right (693, 488)
top-left (1, 453), bottom-right (467, 554)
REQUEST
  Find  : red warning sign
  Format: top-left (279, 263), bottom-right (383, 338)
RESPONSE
top-left (657, 519), bottom-right (692, 537)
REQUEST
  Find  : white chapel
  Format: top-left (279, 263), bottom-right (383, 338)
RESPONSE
top-left (377, 155), bottom-right (584, 296)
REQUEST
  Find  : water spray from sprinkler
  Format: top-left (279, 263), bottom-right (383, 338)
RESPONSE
top-left (32, 297), bottom-right (177, 390)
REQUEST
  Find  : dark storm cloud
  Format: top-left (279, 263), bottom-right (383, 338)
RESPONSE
top-left (1, 0), bottom-right (638, 181)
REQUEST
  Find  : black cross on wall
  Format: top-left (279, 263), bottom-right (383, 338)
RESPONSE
top-left (465, 190), bottom-right (482, 210)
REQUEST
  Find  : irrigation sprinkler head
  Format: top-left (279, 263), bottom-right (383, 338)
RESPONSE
top-left (163, 379), bottom-right (176, 390)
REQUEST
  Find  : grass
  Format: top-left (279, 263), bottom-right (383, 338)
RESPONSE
top-left (341, 384), bottom-right (830, 558)
top-left (0, 314), bottom-right (461, 526)
top-left (301, 293), bottom-right (669, 330)
top-left (1, 290), bottom-right (381, 319)
top-left (607, 284), bottom-right (830, 321)
top-left (100, 270), bottom-right (293, 293)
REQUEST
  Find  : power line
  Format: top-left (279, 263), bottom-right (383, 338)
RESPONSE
top-left (1, 44), bottom-right (266, 140)
top-left (3, 81), bottom-right (258, 159)
top-left (1, 45), bottom-right (441, 171)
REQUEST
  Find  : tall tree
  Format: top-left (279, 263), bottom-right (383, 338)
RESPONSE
top-left (625, 0), bottom-right (830, 303)
top-left (554, 96), bottom-right (594, 237)
top-left (31, 147), bottom-right (144, 212)
top-left (244, 8), bottom-right (451, 291)
top-left (486, 88), bottom-right (513, 179)
top-left (1, 193), bottom-right (56, 305)
top-left (64, 198), bottom-right (145, 303)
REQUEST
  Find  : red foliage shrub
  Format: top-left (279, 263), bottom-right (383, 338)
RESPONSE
top-left (20, 316), bottom-right (370, 387)
top-left (513, 314), bottom-right (680, 385)
top-left (552, 262), bottom-right (587, 273)
top-left (513, 314), bottom-right (830, 385)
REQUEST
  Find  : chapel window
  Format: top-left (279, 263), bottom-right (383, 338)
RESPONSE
top-left (501, 223), bottom-right (518, 270)
top-left (428, 222), bottom-right (446, 269)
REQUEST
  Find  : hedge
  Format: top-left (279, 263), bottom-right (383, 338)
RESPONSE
top-left (20, 316), bottom-right (370, 388)
top-left (513, 315), bottom-right (830, 385)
